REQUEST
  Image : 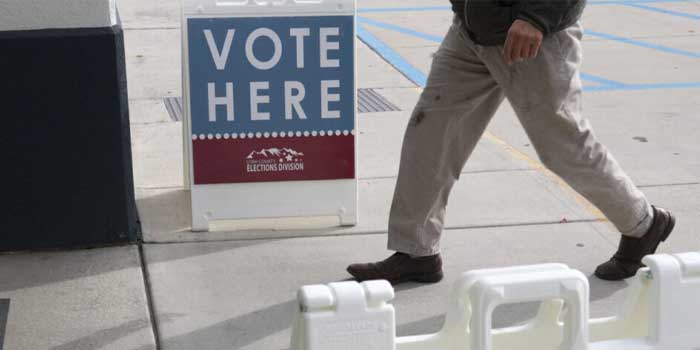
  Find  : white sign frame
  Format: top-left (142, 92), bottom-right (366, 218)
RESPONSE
top-left (182, 0), bottom-right (358, 232)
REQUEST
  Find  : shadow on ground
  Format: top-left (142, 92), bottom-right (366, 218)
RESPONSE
top-left (133, 301), bottom-right (296, 350)
top-left (0, 248), bottom-right (142, 294)
top-left (46, 313), bottom-right (182, 350)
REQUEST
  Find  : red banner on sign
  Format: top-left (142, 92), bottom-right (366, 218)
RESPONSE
top-left (193, 135), bottom-right (355, 184)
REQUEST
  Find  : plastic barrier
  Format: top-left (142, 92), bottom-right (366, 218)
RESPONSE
top-left (290, 252), bottom-right (700, 350)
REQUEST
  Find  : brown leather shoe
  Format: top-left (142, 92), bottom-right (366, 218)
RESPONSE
top-left (595, 206), bottom-right (675, 281)
top-left (347, 252), bottom-right (444, 285)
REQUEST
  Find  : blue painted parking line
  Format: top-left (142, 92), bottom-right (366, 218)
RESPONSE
top-left (591, 0), bottom-right (695, 4)
top-left (356, 15), bottom-right (700, 92)
top-left (358, 17), bottom-right (631, 87)
top-left (586, 81), bottom-right (700, 91)
top-left (357, 22), bottom-right (624, 91)
top-left (357, 17), bottom-right (443, 43)
top-left (358, 6), bottom-right (449, 14)
top-left (357, 25), bottom-right (427, 87)
top-left (358, 0), bottom-right (694, 13)
top-left (359, 14), bottom-right (700, 60)
top-left (579, 73), bottom-right (627, 87)
top-left (621, 3), bottom-right (700, 19)
top-left (585, 30), bottom-right (700, 58)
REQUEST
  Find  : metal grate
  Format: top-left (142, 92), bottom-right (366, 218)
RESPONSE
top-left (163, 96), bottom-right (183, 122)
top-left (164, 88), bottom-right (400, 120)
top-left (358, 88), bottom-right (400, 113)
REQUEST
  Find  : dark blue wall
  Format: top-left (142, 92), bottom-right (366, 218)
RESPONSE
top-left (0, 24), bottom-right (140, 251)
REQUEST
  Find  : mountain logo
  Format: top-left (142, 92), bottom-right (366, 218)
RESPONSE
top-left (246, 147), bottom-right (305, 173)
top-left (246, 148), bottom-right (304, 162)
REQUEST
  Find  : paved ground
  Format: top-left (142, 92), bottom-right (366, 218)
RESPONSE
top-left (1, 0), bottom-right (699, 349)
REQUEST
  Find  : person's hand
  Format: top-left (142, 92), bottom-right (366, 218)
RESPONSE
top-left (503, 19), bottom-right (544, 65)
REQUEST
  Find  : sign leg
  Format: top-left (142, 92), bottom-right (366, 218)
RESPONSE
top-left (191, 211), bottom-right (211, 232)
top-left (339, 212), bottom-right (357, 226)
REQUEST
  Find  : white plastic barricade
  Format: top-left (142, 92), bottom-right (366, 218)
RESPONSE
top-left (291, 280), bottom-right (396, 350)
top-left (182, 0), bottom-right (358, 231)
top-left (291, 252), bottom-right (700, 350)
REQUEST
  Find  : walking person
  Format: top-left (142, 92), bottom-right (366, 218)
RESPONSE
top-left (347, 0), bottom-right (675, 284)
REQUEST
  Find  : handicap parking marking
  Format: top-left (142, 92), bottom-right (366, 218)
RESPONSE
top-left (358, 6), bottom-right (450, 14)
top-left (358, 0), bottom-right (700, 60)
top-left (356, 25), bottom-right (427, 87)
top-left (579, 73), bottom-right (628, 89)
top-left (590, 0), bottom-right (697, 4)
top-left (357, 16), bottom-right (443, 44)
top-left (358, 13), bottom-right (700, 60)
top-left (618, 2), bottom-right (700, 19)
top-left (0, 299), bottom-right (9, 350)
top-left (356, 13), bottom-right (700, 91)
top-left (357, 20), bottom-right (631, 91)
top-left (585, 81), bottom-right (700, 91)
top-left (357, 0), bottom-right (696, 13)
top-left (357, 16), bottom-right (624, 90)
top-left (585, 30), bottom-right (700, 58)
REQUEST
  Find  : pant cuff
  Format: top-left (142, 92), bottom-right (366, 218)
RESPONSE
top-left (620, 201), bottom-right (654, 238)
top-left (387, 237), bottom-right (440, 257)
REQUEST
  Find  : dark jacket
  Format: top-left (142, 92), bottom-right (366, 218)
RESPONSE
top-left (451, 0), bottom-right (586, 46)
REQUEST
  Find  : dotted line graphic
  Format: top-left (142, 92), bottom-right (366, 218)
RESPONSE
top-left (192, 129), bottom-right (356, 140)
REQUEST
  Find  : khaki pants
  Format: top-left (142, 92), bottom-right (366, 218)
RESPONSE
top-left (387, 16), bottom-right (652, 257)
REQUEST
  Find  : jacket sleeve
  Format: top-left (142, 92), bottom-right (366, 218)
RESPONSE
top-left (512, 0), bottom-right (584, 35)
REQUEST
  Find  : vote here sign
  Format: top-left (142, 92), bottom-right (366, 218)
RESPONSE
top-left (187, 15), bottom-right (355, 185)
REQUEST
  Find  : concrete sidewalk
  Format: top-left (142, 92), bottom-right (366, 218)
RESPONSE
top-left (1, 0), bottom-right (699, 349)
